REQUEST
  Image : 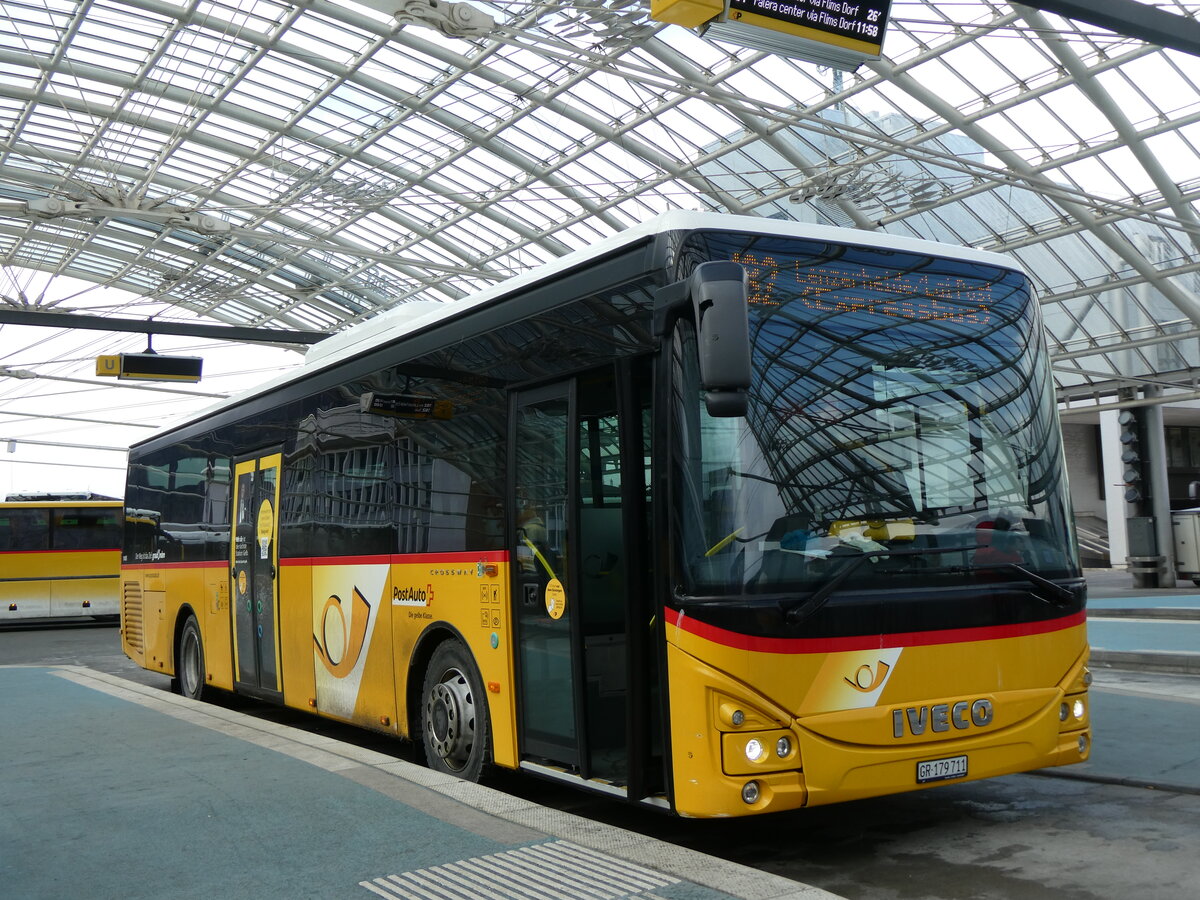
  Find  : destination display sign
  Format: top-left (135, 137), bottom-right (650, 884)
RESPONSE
top-left (727, 0), bottom-right (889, 49)
top-left (730, 250), bottom-right (994, 325)
top-left (705, 0), bottom-right (891, 68)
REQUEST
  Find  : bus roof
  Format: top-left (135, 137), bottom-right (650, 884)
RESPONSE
top-left (301, 212), bottom-right (1022, 371)
top-left (136, 212), bottom-right (1024, 448)
top-left (2, 492), bottom-right (120, 503)
top-left (0, 500), bottom-right (122, 507)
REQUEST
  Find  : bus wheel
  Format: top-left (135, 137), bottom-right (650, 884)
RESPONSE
top-left (421, 641), bottom-right (488, 781)
top-left (174, 614), bottom-right (207, 701)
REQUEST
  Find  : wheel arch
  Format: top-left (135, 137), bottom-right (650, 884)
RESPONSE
top-left (407, 621), bottom-right (472, 730)
top-left (170, 602), bottom-right (201, 676)
top-left (407, 622), bottom-right (491, 755)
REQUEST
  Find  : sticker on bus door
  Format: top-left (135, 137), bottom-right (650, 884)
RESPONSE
top-left (256, 501), bottom-right (273, 559)
top-left (545, 578), bottom-right (566, 620)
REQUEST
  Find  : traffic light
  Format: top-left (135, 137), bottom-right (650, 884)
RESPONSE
top-left (1118, 409), bottom-right (1142, 503)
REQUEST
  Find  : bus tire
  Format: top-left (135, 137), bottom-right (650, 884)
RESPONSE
top-left (421, 640), bottom-right (489, 782)
top-left (174, 614), bottom-right (207, 701)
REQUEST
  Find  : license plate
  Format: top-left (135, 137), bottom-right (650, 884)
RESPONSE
top-left (917, 754), bottom-right (968, 784)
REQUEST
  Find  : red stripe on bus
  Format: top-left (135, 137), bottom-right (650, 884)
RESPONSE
top-left (282, 551), bottom-right (509, 567)
top-left (122, 551), bottom-right (509, 572)
top-left (664, 608), bottom-right (1087, 654)
top-left (122, 559), bottom-right (227, 571)
top-left (280, 554), bottom-right (390, 567)
top-left (1, 548), bottom-right (119, 555)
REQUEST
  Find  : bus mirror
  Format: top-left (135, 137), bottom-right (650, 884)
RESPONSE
top-left (691, 261), bottom-right (751, 417)
top-left (704, 390), bottom-right (748, 417)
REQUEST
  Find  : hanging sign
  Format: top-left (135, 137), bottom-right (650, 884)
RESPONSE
top-left (96, 352), bottom-right (203, 382)
top-left (701, 0), bottom-right (891, 69)
top-left (359, 391), bottom-right (453, 420)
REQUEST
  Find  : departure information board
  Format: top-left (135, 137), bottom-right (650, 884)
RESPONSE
top-left (720, 0), bottom-right (891, 63)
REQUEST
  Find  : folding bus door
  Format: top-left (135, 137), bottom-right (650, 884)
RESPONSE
top-left (511, 360), bottom-right (657, 795)
top-left (231, 452), bottom-right (283, 698)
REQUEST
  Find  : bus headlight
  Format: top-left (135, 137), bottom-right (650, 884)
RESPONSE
top-left (1061, 695), bottom-right (1087, 728)
top-left (722, 729), bottom-right (799, 774)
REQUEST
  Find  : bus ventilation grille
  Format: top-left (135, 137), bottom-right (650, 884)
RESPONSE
top-left (360, 840), bottom-right (678, 899)
top-left (121, 582), bottom-right (144, 653)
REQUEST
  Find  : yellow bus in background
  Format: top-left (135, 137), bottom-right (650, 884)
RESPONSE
top-left (1, 495), bottom-right (122, 621)
top-left (119, 212), bottom-right (1090, 817)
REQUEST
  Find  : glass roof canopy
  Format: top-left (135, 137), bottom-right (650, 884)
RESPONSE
top-left (3, 0), bottom-right (1200, 487)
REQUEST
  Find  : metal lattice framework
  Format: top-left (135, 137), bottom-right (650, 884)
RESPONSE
top-left (4, 0), bottom-right (1200, 474)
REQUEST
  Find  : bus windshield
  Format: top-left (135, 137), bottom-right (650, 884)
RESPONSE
top-left (672, 231), bottom-right (1080, 598)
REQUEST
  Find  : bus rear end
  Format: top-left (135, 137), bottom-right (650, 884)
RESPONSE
top-left (1, 500), bottom-right (122, 621)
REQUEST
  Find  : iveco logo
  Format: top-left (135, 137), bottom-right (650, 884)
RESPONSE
top-left (893, 699), bottom-right (994, 738)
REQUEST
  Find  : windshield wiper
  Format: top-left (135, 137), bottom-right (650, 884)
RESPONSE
top-left (782, 545), bottom-right (974, 626)
top-left (984, 562), bottom-right (1078, 607)
top-left (782, 545), bottom-right (1078, 626)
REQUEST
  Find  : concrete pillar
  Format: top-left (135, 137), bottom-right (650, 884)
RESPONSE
top-left (1099, 408), bottom-right (1129, 566)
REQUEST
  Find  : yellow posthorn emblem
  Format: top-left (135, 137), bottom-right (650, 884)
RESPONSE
top-left (845, 660), bottom-right (891, 693)
top-left (314, 587), bottom-right (371, 677)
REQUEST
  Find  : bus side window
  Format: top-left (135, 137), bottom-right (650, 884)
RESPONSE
top-left (51, 507), bottom-right (121, 551)
top-left (3, 509), bottom-right (49, 551)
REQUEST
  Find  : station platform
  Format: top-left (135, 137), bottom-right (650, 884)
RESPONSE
top-left (0, 664), bottom-right (836, 900)
top-left (1086, 567), bottom-right (1200, 675)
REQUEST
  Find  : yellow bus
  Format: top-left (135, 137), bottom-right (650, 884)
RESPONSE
top-left (1, 495), bottom-right (123, 621)
top-left (119, 212), bottom-right (1090, 816)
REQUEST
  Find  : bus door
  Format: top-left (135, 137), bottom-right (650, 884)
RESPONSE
top-left (511, 361), bottom-right (655, 793)
top-left (231, 452), bottom-right (283, 698)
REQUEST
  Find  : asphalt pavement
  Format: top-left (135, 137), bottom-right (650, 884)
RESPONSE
top-left (1073, 568), bottom-right (1200, 795)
